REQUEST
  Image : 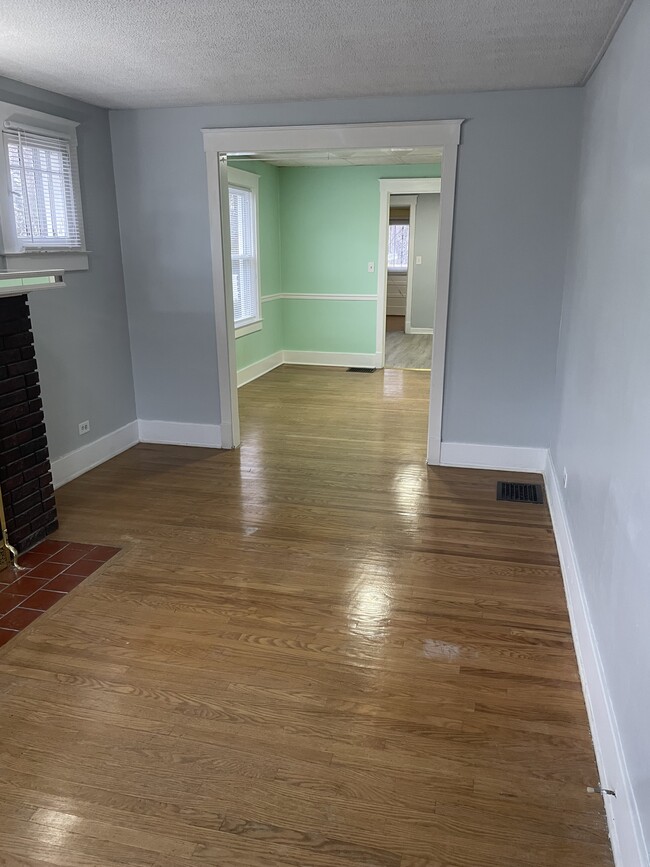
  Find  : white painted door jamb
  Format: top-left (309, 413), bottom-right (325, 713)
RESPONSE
top-left (203, 120), bottom-right (462, 464)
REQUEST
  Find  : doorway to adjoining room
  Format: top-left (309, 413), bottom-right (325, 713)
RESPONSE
top-left (384, 192), bottom-right (439, 371)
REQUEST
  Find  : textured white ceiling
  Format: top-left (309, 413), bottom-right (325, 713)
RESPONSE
top-left (0, 0), bottom-right (630, 109)
top-left (233, 147), bottom-right (444, 167)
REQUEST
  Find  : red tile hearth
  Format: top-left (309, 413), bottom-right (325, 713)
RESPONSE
top-left (0, 540), bottom-right (120, 646)
top-left (0, 628), bottom-right (18, 647)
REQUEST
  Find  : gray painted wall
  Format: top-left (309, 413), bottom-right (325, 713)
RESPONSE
top-left (552, 0), bottom-right (650, 845)
top-left (0, 76), bottom-right (136, 461)
top-left (410, 193), bottom-right (439, 330)
top-left (110, 87), bottom-right (582, 445)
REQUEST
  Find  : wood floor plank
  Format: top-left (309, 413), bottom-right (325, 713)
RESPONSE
top-left (0, 366), bottom-right (612, 865)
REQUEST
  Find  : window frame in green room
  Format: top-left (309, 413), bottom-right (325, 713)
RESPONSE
top-left (228, 166), bottom-right (263, 339)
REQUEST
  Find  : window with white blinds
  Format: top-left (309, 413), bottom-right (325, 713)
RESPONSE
top-left (3, 128), bottom-right (84, 249)
top-left (229, 184), bottom-right (260, 326)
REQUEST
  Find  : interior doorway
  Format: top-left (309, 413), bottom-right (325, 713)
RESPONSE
top-left (385, 194), bottom-right (415, 345)
top-left (384, 191), bottom-right (439, 371)
top-left (203, 121), bottom-right (462, 464)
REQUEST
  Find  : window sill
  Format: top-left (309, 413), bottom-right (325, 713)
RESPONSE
top-left (235, 319), bottom-right (263, 338)
top-left (1, 250), bottom-right (89, 272)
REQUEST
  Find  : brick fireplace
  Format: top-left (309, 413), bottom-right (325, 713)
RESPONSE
top-left (0, 294), bottom-right (57, 555)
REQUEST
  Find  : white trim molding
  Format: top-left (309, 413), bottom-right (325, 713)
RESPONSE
top-left (544, 455), bottom-right (648, 867)
top-left (383, 178), bottom-right (441, 196)
top-left (440, 438), bottom-right (648, 866)
top-left (377, 178), bottom-right (440, 365)
top-left (283, 293), bottom-right (377, 302)
top-left (51, 417), bottom-right (224, 489)
top-left (407, 326), bottom-right (434, 335)
top-left (237, 351), bottom-right (284, 387)
top-left (51, 420), bottom-right (139, 489)
top-left (203, 121), bottom-right (463, 153)
top-left (1, 251), bottom-right (89, 272)
top-left (227, 166), bottom-right (263, 339)
top-left (227, 166), bottom-right (258, 190)
top-left (138, 420), bottom-right (222, 448)
top-left (440, 441), bottom-right (547, 473)
top-left (389, 194), bottom-right (418, 333)
top-left (235, 319), bottom-right (263, 338)
top-left (427, 145), bottom-right (458, 466)
top-left (0, 101), bottom-right (87, 270)
top-left (202, 120), bottom-right (463, 461)
top-left (206, 152), bottom-right (239, 449)
top-left (237, 350), bottom-right (380, 387)
top-left (376, 174), bottom-right (453, 467)
top-left (283, 350), bottom-right (380, 369)
top-left (262, 293), bottom-right (377, 302)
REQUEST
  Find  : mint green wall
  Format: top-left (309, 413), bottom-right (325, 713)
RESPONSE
top-left (229, 161), bottom-right (284, 370)
top-left (235, 298), bottom-right (284, 368)
top-left (279, 164), bottom-right (440, 297)
top-left (232, 162), bottom-right (441, 370)
top-left (279, 164), bottom-right (440, 356)
top-left (283, 299), bottom-right (377, 353)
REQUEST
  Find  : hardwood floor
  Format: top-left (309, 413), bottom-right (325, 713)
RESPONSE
top-left (386, 315), bottom-right (406, 333)
top-left (0, 366), bottom-right (612, 866)
top-left (385, 331), bottom-right (433, 370)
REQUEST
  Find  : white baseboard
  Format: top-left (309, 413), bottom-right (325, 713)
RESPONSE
top-left (440, 441), bottom-right (647, 863)
top-left (544, 455), bottom-right (648, 867)
top-left (237, 351), bottom-right (284, 387)
top-left (51, 417), bottom-right (223, 488)
top-left (440, 441), bottom-right (547, 473)
top-left (282, 350), bottom-right (380, 369)
top-left (138, 419), bottom-right (222, 448)
top-left (51, 420), bottom-right (139, 489)
top-left (236, 349), bottom-right (381, 387)
top-left (406, 326), bottom-right (433, 335)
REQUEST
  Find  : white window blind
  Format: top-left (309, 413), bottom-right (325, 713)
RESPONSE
top-left (3, 128), bottom-right (84, 249)
top-left (229, 185), bottom-right (259, 325)
top-left (387, 223), bottom-right (410, 271)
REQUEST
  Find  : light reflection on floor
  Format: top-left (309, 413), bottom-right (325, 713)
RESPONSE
top-left (392, 463), bottom-right (426, 513)
top-left (382, 367), bottom-right (409, 397)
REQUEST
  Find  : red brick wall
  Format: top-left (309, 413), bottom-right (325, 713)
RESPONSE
top-left (0, 295), bottom-right (57, 552)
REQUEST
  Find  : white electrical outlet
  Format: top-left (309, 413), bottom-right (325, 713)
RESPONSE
top-left (415, 255), bottom-right (422, 265)
top-left (367, 261), bottom-right (375, 273)
top-left (563, 467), bottom-right (568, 488)
top-left (79, 420), bottom-right (90, 436)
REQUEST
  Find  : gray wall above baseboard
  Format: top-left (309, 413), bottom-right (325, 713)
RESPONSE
top-left (410, 193), bottom-right (439, 330)
top-left (0, 75), bottom-right (136, 462)
top-left (110, 86), bottom-right (582, 445)
top-left (551, 0), bottom-right (650, 854)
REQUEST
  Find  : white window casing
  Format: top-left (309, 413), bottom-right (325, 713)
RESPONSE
top-left (4, 127), bottom-right (85, 250)
top-left (228, 167), bottom-right (262, 335)
top-left (0, 101), bottom-right (88, 271)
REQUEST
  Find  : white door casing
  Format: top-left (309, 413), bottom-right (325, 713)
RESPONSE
top-left (203, 120), bottom-right (462, 463)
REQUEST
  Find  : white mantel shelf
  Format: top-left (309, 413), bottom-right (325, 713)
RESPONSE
top-left (0, 270), bottom-right (65, 299)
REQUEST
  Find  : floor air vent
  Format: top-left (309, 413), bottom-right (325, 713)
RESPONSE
top-left (347, 367), bottom-right (376, 373)
top-left (496, 481), bottom-right (544, 504)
